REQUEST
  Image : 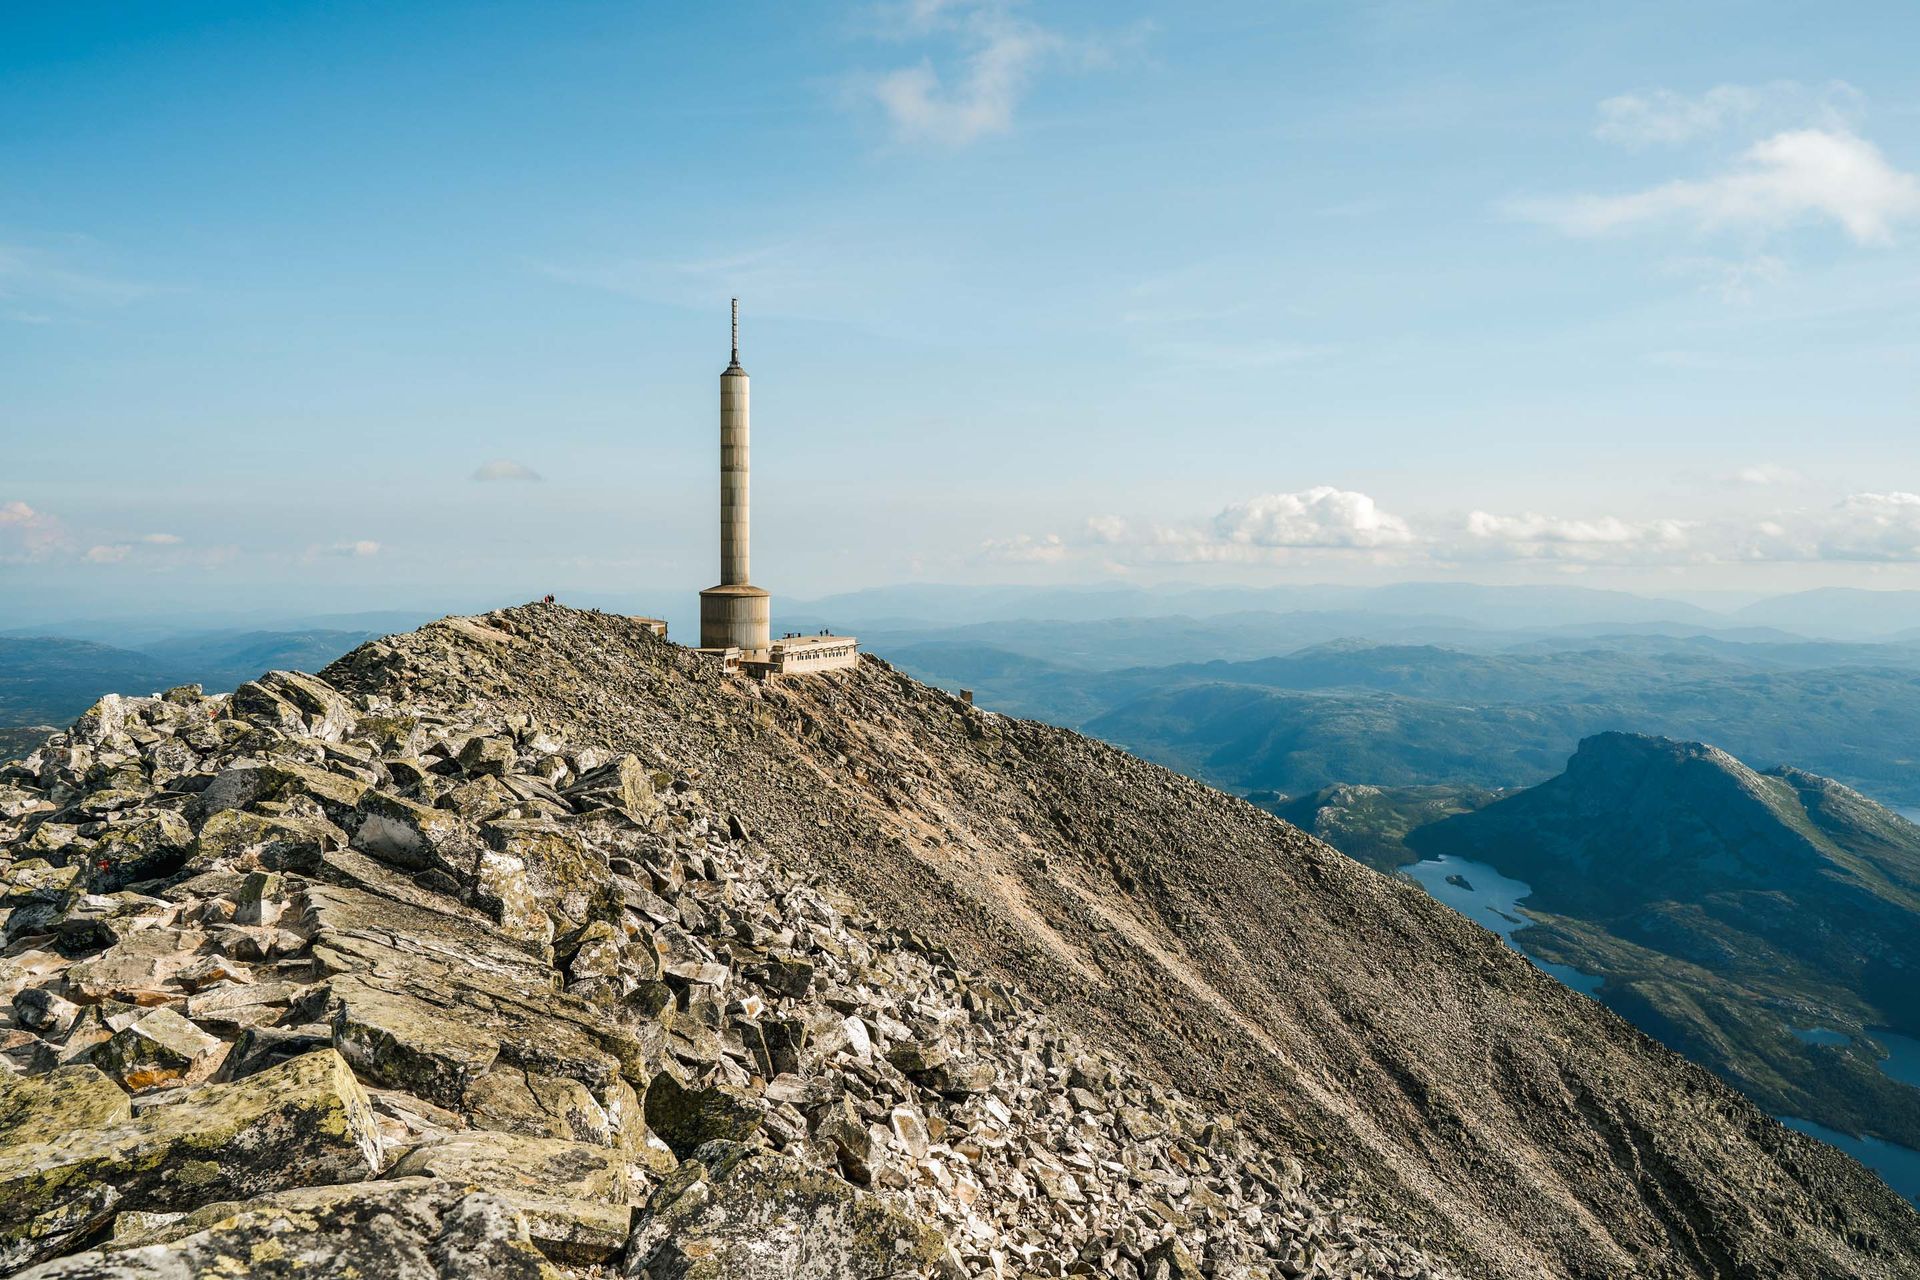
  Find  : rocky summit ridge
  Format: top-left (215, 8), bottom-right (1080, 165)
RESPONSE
top-left (0, 605), bottom-right (1916, 1279)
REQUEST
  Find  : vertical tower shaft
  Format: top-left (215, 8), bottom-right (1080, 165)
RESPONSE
top-left (699, 298), bottom-right (772, 652)
top-left (720, 301), bottom-right (749, 585)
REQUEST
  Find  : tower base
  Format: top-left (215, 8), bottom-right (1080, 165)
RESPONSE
top-left (699, 583), bottom-right (771, 652)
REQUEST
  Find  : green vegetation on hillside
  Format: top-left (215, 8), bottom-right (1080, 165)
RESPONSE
top-left (1405, 733), bottom-right (1920, 1152)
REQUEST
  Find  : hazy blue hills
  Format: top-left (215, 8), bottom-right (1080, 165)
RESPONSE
top-left (890, 633), bottom-right (1920, 805)
top-left (0, 629), bottom-right (380, 755)
top-left (1399, 733), bottom-right (1920, 1155)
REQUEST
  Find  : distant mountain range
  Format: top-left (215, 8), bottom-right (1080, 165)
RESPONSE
top-left (788, 581), bottom-right (1920, 642)
top-left (0, 630), bottom-right (382, 747)
top-left (889, 633), bottom-right (1920, 805)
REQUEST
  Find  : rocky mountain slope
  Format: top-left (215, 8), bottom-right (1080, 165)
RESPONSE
top-left (1409, 733), bottom-right (1920, 1152)
top-left (2, 606), bottom-right (1916, 1278)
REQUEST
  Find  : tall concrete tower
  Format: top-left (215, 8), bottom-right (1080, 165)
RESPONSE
top-left (699, 299), bottom-right (771, 652)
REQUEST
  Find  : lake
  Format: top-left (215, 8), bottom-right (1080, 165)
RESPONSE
top-left (1398, 855), bottom-right (1604, 997)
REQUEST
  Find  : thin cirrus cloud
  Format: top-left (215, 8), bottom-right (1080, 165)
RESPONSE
top-left (1517, 128), bottom-right (1920, 245)
top-left (308, 540), bottom-right (382, 559)
top-left (982, 487), bottom-right (1920, 569)
top-left (1592, 81), bottom-right (1860, 148)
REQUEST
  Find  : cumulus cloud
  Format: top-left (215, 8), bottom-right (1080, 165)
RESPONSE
top-left (141, 532), bottom-right (183, 544)
top-left (1747, 491), bottom-right (1920, 562)
top-left (1214, 487), bottom-right (1416, 549)
top-left (1519, 128), bottom-right (1920, 245)
top-left (0, 500), bottom-right (65, 562)
top-left (472, 460), bottom-right (543, 483)
top-left (1458, 511), bottom-right (1695, 562)
top-left (982, 487), bottom-right (1920, 573)
top-left (863, 0), bottom-right (1124, 146)
top-left (83, 544), bottom-right (131, 564)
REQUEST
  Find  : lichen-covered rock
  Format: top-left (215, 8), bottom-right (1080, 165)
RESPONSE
top-left (386, 1129), bottom-right (643, 1264)
top-left (87, 812), bottom-right (193, 890)
top-left (326, 974), bottom-right (502, 1107)
top-left (65, 927), bottom-right (206, 1006)
top-left (353, 790), bottom-right (475, 875)
top-left (386, 1129), bottom-right (634, 1203)
top-left (92, 1006), bottom-right (227, 1092)
top-left (185, 809), bottom-right (337, 875)
top-left (561, 755), bottom-right (657, 817)
top-left (10, 1179), bottom-right (553, 1280)
top-left (626, 1141), bottom-right (956, 1280)
top-left (643, 1075), bottom-right (763, 1159)
top-left (0, 1049), bottom-right (382, 1269)
top-left (0, 1065), bottom-right (131, 1146)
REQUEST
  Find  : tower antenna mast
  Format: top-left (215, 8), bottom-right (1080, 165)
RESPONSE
top-left (730, 298), bottom-right (739, 367)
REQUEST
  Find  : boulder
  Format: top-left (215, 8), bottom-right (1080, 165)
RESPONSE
top-left (386, 1130), bottom-right (640, 1265)
top-left (194, 761), bottom-right (367, 826)
top-left (625, 1141), bottom-right (955, 1280)
top-left (0, 1064), bottom-right (132, 1145)
top-left (353, 791), bottom-right (476, 876)
top-left (456, 736), bottom-right (515, 778)
top-left (0, 1048), bottom-right (382, 1269)
top-left (185, 808), bottom-right (338, 875)
top-left (93, 1006), bottom-right (227, 1091)
top-left (643, 1075), bottom-right (763, 1159)
top-left (66, 928), bottom-right (206, 1006)
top-left (482, 821), bottom-right (619, 934)
top-left (228, 673), bottom-right (356, 744)
top-left (10, 1179), bottom-right (551, 1280)
top-left (87, 813), bottom-right (193, 890)
top-left (561, 755), bottom-right (657, 817)
top-left (327, 974), bottom-right (502, 1108)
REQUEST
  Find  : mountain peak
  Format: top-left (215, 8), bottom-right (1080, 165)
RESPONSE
top-left (1, 605), bottom-right (1915, 1277)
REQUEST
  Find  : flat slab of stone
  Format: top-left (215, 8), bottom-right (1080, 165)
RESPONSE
top-left (0, 1064), bottom-right (131, 1147)
top-left (0, 1048), bottom-right (382, 1270)
top-left (12, 1178), bottom-right (551, 1280)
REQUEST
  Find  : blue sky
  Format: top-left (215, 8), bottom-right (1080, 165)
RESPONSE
top-left (4, 0), bottom-right (1919, 620)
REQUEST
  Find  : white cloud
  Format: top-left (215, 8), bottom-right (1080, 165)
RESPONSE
top-left (1521, 129), bottom-right (1920, 245)
top-left (1214, 487), bottom-right (1416, 549)
top-left (1595, 86), bottom-right (1766, 147)
top-left (310, 539), bottom-right (382, 559)
top-left (472, 460), bottom-right (543, 483)
top-left (862, 0), bottom-right (1123, 146)
top-left (83, 544), bottom-right (131, 564)
top-left (984, 489), bottom-right (1920, 574)
top-left (1728, 463), bottom-right (1803, 488)
top-left (0, 500), bottom-right (65, 562)
top-left (979, 531), bottom-right (1068, 563)
top-left (141, 532), bottom-right (183, 544)
top-left (1748, 492), bottom-right (1920, 562)
top-left (1593, 81), bottom-right (1861, 148)
top-left (1458, 511), bottom-right (1695, 562)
